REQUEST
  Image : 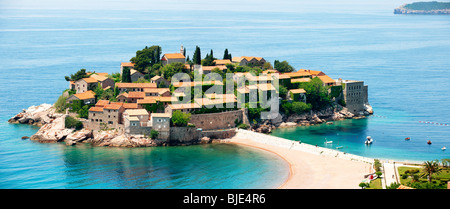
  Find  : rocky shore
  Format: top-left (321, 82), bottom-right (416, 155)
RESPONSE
top-left (9, 103), bottom-right (373, 147)
top-left (8, 104), bottom-right (165, 147)
top-left (250, 104), bottom-right (373, 134)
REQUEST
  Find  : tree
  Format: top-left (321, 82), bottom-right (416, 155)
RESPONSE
top-left (193, 46), bottom-right (202, 65)
top-left (65, 68), bottom-right (89, 81)
top-left (150, 129), bottom-right (159, 139)
top-left (202, 52), bottom-right (216, 66)
top-left (274, 60), bottom-right (294, 73)
top-left (263, 62), bottom-right (273, 70)
top-left (54, 95), bottom-right (68, 113)
top-left (358, 182), bottom-right (369, 189)
top-left (301, 77), bottom-right (331, 111)
top-left (161, 62), bottom-right (189, 80)
top-left (130, 45), bottom-right (162, 73)
top-left (122, 67), bottom-right (132, 82)
top-left (421, 160), bottom-right (442, 183)
top-left (171, 110), bottom-right (191, 127)
top-left (223, 49), bottom-right (230, 60)
top-left (291, 102), bottom-right (312, 114)
top-left (65, 116), bottom-right (83, 130)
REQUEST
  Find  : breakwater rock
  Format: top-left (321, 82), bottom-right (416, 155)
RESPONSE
top-left (8, 104), bottom-right (59, 126)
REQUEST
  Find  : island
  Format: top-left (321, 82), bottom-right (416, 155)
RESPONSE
top-left (8, 44), bottom-right (373, 147)
top-left (394, 1), bottom-right (450, 14)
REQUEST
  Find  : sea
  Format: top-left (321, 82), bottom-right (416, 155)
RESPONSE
top-left (0, 1), bottom-right (449, 188)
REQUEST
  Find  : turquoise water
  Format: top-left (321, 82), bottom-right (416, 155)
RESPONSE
top-left (0, 3), bottom-right (449, 188)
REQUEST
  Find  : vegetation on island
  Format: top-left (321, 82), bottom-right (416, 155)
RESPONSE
top-left (404, 1), bottom-right (450, 11)
top-left (171, 110), bottom-right (192, 127)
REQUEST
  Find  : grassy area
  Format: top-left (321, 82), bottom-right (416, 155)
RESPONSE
top-left (367, 178), bottom-right (382, 189)
top-left (398, 166), bottom-right (450, 189)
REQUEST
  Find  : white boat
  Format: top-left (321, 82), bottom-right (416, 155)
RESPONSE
top-left (324, 140), bottom-right (333, 144)
top-left (336, 146), bottom-right (343, 149)
top-left (365, 136), bottom-right (373, 145)
top-left (442, 146), bottom-right (446, 151)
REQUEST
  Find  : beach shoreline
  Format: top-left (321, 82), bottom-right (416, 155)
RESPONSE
top-left (228, 129), bottom-right (376, 189)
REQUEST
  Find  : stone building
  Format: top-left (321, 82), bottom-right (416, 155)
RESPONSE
top-left (74, 73), bottom-right (115, 94)
top-left (88, 103), bottom-right (125, 130)
top-left (338, 79), bottom-right (369, 115)
top-left (116, 83), bottom-right (157, 92)
top-left (150, 113), bottom-right (171, 140)
top-left (66, 90), bottom-right (96, 105)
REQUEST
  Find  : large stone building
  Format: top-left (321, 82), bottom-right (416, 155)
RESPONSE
top-left (337, 79), bottom-right (369, 115)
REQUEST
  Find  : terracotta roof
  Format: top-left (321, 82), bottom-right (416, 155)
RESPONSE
top-left (291, 78), bottom-right (311, 83)
top-left (289, 88), bottom-right (306, 94)
top-left (126, 116), bottom-right (140, 121)
top-left (172, 80), bottom-right (224, 88)
top-left (284, 71), bottom-right (312, 78)
top-left (317, 75), bottom-right (335, 84)
top-left (137, 98), bottom-right (157, 104)
top-left (73, 90), bottom-right (96, 100)
top-left (130, 69), bottom-right (143, 75)
top-left (103, 104), bottom-right (122, 110)
top-left (125, 109), bottom-right (149, 116)
top-left (194, 97), bottom-right (237, 106)
top-left (255, 83), bottom-right (277, 91)
top-left (150, 75), bottom-right (163, 81)
top-left (163, 53), bottom-right (185, 59)
top-left (89, 106), bottom-right (104, 112)
top-left (82, 77), bottom-right (99, 83)
top-left (116, 92), bottom-right (128, 98)
top-left (127, 91), bottom-right (145, 99)
top-left (110, 102), bottom-right (124, 106)
top-left (201, 65), bottom-right (227, 71)
top-left (95, 100), bottom-right (110, 107)
top-left (298, 69), bottom-right (325, 76)
top-left (116, 82), bottom-right (157, 88)
top-left (121, 62), bottom-right (135, 67)
top-left (168, 103), bottom-right (201, 110)
top-left (144, 88), bottom-right (170, 93)
top-left (151, 113), bottom-right (171, 118)
top-left (232, 56), bottom-right (264, 62)
top-left (87, 72), bottom-right (109, 77)
top-left (213, 59), bottom-right (232, 65)
top-left (158, 96), bottom-right (176, 103)
top-left (122, 103), bottom-right (138, 109)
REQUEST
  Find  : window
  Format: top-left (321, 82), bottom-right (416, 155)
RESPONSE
top-left (108, 121), bottom-right (113, 124)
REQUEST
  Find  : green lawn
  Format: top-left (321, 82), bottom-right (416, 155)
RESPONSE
top-left (398, 166), bottom-right (450, 189)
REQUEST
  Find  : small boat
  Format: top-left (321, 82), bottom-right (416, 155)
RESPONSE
top-left (442, 146), bottom-right (446, 151)
top-left (324, 140), bottom-right (333, 144)
top-left (427, 140), bottom-right (432, 145)
top-left (405, 137), bottom-right (410, 141)
top-left (336, 146), bottom-right (343, 149)
top-left (365, 136), bottom-right (373, 145)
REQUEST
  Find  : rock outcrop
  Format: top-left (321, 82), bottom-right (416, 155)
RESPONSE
top-left (8, 104), bottom-right (58, 127)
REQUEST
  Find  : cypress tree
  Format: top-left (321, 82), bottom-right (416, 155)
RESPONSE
top-left (122, 67), bottom-right (132, 82)
top-left (223, 49), bottom-right (229, 60)
top-left (193, 46), bottom-right (201, 65)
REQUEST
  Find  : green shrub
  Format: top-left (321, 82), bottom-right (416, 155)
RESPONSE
top-left (65, 116), bottom-right (83, 130)
top-left (55, 95), bottom-right (68, 113)
top-left (150, 129), bottom-right (159, 139)
top-left (237, 123), bottom-right (250, 129)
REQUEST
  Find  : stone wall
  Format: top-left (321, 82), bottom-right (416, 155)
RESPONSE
top-left (201, 129), bottom-right (236, 139)
top-left (169, 127), bottom-right (201, 145)
top-left (189, 110), bottom-right (244, 130)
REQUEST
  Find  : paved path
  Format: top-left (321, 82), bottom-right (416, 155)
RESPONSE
top-left (383, 162), bottom-right (398, 188)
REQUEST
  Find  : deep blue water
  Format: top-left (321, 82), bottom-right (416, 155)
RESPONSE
top-left (0, 6), bottom-right (449, 188)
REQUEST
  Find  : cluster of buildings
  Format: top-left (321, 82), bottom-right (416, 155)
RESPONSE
top-left (65, 45), bottom-right (369, 139)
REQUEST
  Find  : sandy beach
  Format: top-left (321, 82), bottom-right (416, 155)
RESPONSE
top-left (229, 130), bottom-right (375, 189)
